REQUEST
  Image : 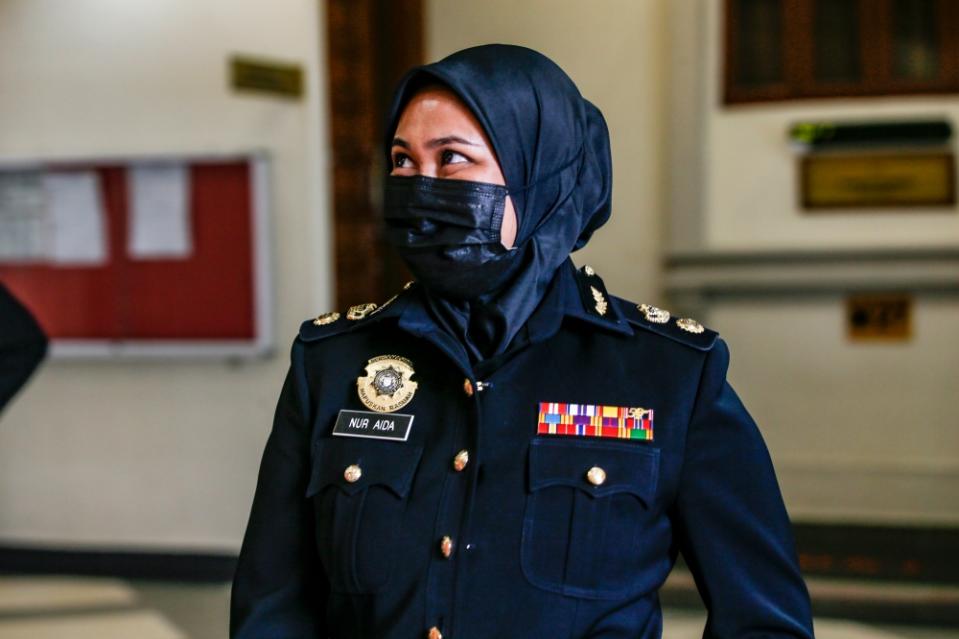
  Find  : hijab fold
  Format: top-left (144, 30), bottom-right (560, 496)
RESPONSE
top-left (384, 44), bottom-right (613, 363)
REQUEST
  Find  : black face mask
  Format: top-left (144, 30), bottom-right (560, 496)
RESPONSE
top-left (383, 175), bottom-right (521, 300)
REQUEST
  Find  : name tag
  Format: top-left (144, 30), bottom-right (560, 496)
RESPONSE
top-left (332, 409), bottom-right (413, 442)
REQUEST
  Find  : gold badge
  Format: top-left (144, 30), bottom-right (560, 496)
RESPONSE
top-left (638, 303), bottom-right (670, 324)
top-left (313, 311), bottom-right (340, 326)
top-left (676, 317), bottom-right (705, 334)
top-left (590, 286), bottom-right (608, 316)
top-left (357, 355), bottom-right (418, 413)
top-left (347, 303), bottom-right (378, 321)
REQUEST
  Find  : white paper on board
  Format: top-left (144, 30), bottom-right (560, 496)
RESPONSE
top-left (128, 164), bottom-right (192, 259)
top-left (0, 171), bottom-right (48, 262)
top-left (43, 171), bottom-right (109, 265)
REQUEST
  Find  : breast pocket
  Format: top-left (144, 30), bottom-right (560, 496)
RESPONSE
top-left (521, 438), bottom-right (660, 599)
top-left (306, 437), bottom-right (423, 594)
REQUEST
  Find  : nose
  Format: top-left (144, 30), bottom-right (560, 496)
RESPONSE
top-left (415, 161), bottom-right (439, 179)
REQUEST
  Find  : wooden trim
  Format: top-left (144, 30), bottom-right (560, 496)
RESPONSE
top-left (724, 0), bottom-right (959, 105)
top-left (325, 0), bottom-right (420, 309)
top-left (723, 0), bottom-right (792, 104)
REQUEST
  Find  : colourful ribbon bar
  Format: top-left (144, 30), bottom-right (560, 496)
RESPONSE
top-left (537, 402), bottom-right (654, 441)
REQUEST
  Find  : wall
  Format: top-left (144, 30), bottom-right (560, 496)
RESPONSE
top-left (427, 0), bottom-right (669, 305)
top-left (666, 0), bottom-right (959, 525)
top-left (0, 0), bottom-right (331, 550)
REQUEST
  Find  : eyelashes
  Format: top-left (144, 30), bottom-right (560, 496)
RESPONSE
top-left (391, 149), bottom-right (471, 170)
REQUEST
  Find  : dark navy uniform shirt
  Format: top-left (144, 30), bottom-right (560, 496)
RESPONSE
top-left (231, 265), bottom-right (814, 639)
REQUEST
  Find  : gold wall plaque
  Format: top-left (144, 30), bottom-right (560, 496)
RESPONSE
top-left (802, 153), bottom-right (955, 209)
top-left (846, 294), bottom-right (912, 341)
top-left (230, 55), bottom-right (303, 98)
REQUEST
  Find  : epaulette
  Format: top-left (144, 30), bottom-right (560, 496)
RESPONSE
top-left (298, 281), bottom-right (415, 343)
top-left (614, 296), bottom-right (718, 351)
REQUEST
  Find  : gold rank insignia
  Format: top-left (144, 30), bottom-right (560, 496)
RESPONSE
top-left (357, 355), bottom-right (418, 413)
top-left (676, 317), bottom-right (705, 334)
top-left (638, 303), bottom-right (670, 324)
top-left (347, 302), bottom-right (378, 321)
top-left (590, 286), bottom-right (608, 316)
top-left (312, 311), bottom-right (340, 326)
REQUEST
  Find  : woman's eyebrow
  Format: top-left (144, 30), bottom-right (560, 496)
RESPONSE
top-left (427, 135), bottom-right (479, 148)
top-left (391, 136), bottom-right (479, 149)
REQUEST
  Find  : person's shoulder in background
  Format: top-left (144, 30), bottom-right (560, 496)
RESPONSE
top-left (0, 283), bottom-right (48, 413)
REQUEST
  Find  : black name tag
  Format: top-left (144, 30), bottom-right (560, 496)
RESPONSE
top-left (332, 409), bottom-right (414, 442)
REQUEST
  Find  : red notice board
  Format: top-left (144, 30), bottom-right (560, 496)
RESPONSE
top-left (0, 154), bottom-right (271, 358)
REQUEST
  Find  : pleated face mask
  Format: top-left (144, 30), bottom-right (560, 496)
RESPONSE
top-left (383, 175), bottom-right (520, 299)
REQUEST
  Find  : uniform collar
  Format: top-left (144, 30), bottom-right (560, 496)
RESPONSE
top-left (396, 260), bottom-right (631, 373)
top-left (549, 260), bottom-right (634, 338)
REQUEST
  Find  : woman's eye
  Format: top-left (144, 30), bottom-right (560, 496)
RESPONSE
top-left (440, 149), bottom-right (468, 165)
top-left (393, 153), bottom-right (411, 169)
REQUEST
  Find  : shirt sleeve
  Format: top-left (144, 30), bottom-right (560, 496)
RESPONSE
top-left (673, 338), bottom-right (814, 639)
top-left (231, 341), bottom-right (328, 638)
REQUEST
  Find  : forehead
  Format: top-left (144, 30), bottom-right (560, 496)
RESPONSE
top-left (394, 86), bottom-right (489, 140)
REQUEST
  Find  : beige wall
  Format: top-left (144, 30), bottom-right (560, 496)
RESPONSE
top-left (0, 0), bottom-right (331, 550)
top-left (427, 0), bottom-right (669, 305)
top-left (668, 1), bottom-right (959, 524)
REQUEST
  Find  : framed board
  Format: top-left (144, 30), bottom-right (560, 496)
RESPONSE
top-left (0, 153), bottom-right (272, 358)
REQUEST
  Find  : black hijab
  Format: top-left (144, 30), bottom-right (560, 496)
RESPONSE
top-left (384, 44), bottom-right (613, 362)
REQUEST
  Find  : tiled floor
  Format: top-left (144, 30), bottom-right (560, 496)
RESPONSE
top-left (0, 576), bottom-right (956, 639)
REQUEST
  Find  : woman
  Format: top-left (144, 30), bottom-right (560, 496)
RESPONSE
top-left (231, 44), bottom-right (814, 639)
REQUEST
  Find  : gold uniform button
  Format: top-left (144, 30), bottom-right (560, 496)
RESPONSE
top-left (586, 466), bottom-right (606, 486)
top-left (440, 535), bottom-right (453, 558)
top-left (463, 379), bottom-right (474, 397)
top-left (427, 626), bottom-right (443, 639)
top-left (343, 464), bottom-right (362, 483)
top-left (453, 449), bottom-right (469, 472)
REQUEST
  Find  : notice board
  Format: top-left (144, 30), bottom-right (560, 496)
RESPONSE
top-left (0, 153), bottom-right (271, 358)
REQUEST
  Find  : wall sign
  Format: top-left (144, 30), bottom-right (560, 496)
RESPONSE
top-left (230, 55), bottom-right (303, 99)
top-left (846, 294), bottom-right (912, 341)
top-left (802, 153), bottom-right (955, 209)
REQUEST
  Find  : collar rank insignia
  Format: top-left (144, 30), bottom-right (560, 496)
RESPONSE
top-left (537, 402), bottom-right (654, 441)
top-left (357, 355), bottom-right (418, 413)
top-left (590, 286), bottom-right (608, 316)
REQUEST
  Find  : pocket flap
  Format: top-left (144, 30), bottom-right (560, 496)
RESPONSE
top-left (528, 438), bottom-right (659, 504)
top-left (306, 437), bottom-right (423, 498)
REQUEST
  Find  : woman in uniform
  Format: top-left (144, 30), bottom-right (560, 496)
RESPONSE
top-left (231, 44), bottom-right (814, 639)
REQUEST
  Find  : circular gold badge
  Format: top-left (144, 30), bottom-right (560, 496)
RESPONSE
top-left (357, 355), bottom-right (418, 413)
